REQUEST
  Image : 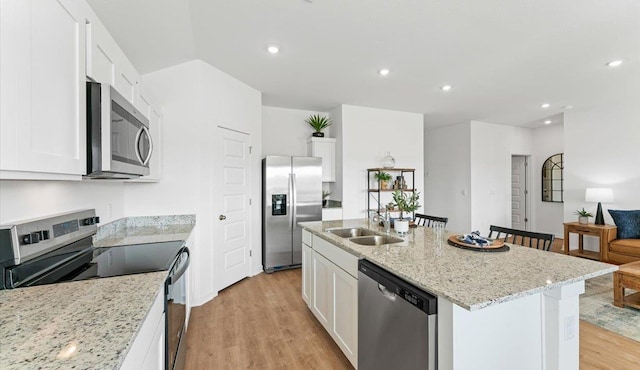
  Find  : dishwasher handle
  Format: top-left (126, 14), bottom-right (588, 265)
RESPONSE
top-left (378, 283), bottom-right (397, 301)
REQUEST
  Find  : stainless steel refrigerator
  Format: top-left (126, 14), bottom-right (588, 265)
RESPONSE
top-left (262, 156), bottom-right (322, 272)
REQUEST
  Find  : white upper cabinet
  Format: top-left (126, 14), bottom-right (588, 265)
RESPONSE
top-left (1, 0), bottom-right (88, 179)
top-left (85, 17), bottom-right (140, 104)
top-left (0, 0), bottom-right (162, 181)
top-left (136, 86), bottom-right (152, 119)
top-left (307, 137), bottom-right (336, 182)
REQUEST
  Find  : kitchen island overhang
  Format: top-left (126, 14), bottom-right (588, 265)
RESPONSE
top-left (299, 219), bottom-right (617, 370)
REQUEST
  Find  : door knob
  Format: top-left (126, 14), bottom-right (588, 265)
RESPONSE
top-left (219, 215), bottom-right (227, 220)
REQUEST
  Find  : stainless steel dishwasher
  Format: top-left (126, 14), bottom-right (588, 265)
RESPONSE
top-left (358, 260), bottom-right (437, 370)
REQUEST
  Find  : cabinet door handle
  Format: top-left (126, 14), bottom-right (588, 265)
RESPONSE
top-left (219, 215), bottom-right (226, 220)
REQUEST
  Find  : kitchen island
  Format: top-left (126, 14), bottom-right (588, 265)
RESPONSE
top-left (0, 215), bottom-right (195, 370)
top-left (299, 219), bottom-right (617, 370)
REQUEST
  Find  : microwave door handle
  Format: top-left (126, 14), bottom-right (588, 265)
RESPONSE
top-left (141, 126), bottom-right (153, 166)
top-left (133, 126), bottom-right (144, 165)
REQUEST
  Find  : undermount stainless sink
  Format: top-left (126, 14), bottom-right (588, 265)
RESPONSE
top-left (327, 228), bottom-right (377, 238)
top-left (349, 235), bottom-right (404, 246)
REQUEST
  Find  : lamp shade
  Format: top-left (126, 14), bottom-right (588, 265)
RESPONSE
top-left (585, 188), bottom-right (614, 203)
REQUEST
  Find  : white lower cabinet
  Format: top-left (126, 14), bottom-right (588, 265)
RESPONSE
top-left (305, 233), bottom-right (358, 368)
top-left (140, 312), bottom-right (165, 370)
top-left (331, 262), bottom-right (358, 364)
top-left (121, 286), bottom-right (165, 370)
top-left (302, 241), bottom-right (313, 306)
top-left (311, 251), bottom-right (332, 329)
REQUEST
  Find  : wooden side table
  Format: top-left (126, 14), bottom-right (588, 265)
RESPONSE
top-left (563, 222), bottom-right (617, 261)
top-left (613, 261), bottom-right (640, 309)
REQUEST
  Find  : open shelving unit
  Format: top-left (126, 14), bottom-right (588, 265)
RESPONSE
top-left (367, 168), bottom-right (416, 219)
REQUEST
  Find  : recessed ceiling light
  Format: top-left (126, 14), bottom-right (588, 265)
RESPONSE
top-left (379, 68), bottom-right (390, 76)
top-left (541, 103), bottom-right (550, 109)
top-left (267, 45), bottom-right (280, 54)
top-left (441, 85), bottom-right (452, 91)
top-left (606, 60), bottom-right (623, 67)
top-left (562, 105), bottom-right (574, 110)
top-left (544, 120), bottom-right (552, 125)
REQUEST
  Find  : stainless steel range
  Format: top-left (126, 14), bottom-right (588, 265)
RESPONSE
top-left (0, 210), bottom-right (189, 370)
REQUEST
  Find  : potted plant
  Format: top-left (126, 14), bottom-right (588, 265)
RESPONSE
top-left (575, 208), bottom-right (593, 225)
top-left (392, 190), bottom-right (421, 233)
top-left (374, 171), bottom-right (393, 189)
top-left (305, 114), bottom-right (332, 137)
top-left (322, 190), bottom-right (331, 207)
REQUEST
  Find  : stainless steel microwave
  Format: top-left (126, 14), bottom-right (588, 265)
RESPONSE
top-left (85, 82), bottom-right (153, 179)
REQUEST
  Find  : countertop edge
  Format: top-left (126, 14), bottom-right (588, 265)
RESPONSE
top-left (300, 221), bottom-right (618, 311)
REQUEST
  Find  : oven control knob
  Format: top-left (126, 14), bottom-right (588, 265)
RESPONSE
top-left (82, 217), bottom-right (101, 226)
top-left (21, 232), bottom-right (41, 245)
top-left (37, 230), bottom-right (50, 240)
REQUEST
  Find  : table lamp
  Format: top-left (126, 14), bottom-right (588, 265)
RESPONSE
top-left (585, 188), bottom-right (614, 225)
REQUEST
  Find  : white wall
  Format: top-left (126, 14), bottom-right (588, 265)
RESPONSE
top-left (532, 123), bottom-right (564, 237)
top-left (425, 121), bottom-right (534, 234)
top-left (262, 106), bottom-right (328, 157)
top-left (470, 121), bottom-right (532, 234)
top-left (0, 180), bottom-right (125, 224)
top-left (563, 88), bottom-right (640, 226)
top-left (123, 59), bottom-right (262, 306)
top-left (424, 122), bottom-right (472, 233)
top-left (330, 105), bottom-right (344, 202)
top-left (338, 105), bottom-right (424, 219)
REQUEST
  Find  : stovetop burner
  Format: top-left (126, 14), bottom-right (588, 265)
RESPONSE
top-left (71, 241), bottom-right (185, 281)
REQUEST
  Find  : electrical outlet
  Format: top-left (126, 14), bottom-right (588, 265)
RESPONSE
top-left (564, 315), bottom-right (576, 341)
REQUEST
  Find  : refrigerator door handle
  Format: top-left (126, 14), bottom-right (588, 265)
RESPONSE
top-left (288, 173), bottom-right (293, 231)
top-left (291, 173), bottom-right (297, 228)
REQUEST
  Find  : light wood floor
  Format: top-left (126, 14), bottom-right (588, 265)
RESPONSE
top-left (184, 269), bottom-right (351, 369)
top-left (185, 256), bottom-right (640, 370)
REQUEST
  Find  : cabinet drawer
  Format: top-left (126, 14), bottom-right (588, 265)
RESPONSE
top-left (573, 228), bottom-right (600, 236)
top-left (302, 229), bottom-right (312, 246)
top-left (312, 235), bottom-right (358, 278)
top-left (621, 275), bottom-right (640, 291)
top-left (568, 225), bottom-right (600, 236)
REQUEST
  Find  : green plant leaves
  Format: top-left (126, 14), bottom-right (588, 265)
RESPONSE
top-left (305, 114), bottom-right (332, 132)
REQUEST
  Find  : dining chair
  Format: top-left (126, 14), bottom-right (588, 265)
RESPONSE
top-left (488, 225), bottom-right (554, 251)
top-left (414, 213), bottom-right (448, 228)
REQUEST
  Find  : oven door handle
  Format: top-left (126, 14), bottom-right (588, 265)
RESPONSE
top-left (167, 248), bottom-right (190, 285)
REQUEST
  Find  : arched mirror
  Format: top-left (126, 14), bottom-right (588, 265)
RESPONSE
top-left (542, 153), bottom-right (563, 202)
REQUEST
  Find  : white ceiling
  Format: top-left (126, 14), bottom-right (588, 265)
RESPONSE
top-left (87, 0), bottom-right (640, 128)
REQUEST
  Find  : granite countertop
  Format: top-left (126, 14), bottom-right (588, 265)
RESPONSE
top-left (93, 214), bottom-right (195, 247)
top-left (0, 214), bottom-right (196, 369)
top-left (300, 219), bottom-right (618, 311)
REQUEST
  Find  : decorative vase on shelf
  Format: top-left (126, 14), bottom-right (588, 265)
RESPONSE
top-left (382, 152), bottom-right (395, 168)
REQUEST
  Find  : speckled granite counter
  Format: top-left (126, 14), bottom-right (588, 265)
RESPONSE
top-left (300, 219), bottom-right (617, 311)
top-left (0, 272), bottom-right (166, 369)
top-left (0, 214), bottom-right (196, 369)
top-left (94, 214), bottom-right (195, 247)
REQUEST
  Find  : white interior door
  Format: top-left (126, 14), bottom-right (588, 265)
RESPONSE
top-left (216, 127), bottom-right (251, 290)
top-left (511, 156), bottom-right (528, 230)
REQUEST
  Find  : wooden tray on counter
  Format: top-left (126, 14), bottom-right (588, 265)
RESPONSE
top-left (447, 235), bottom-right (510, 252)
